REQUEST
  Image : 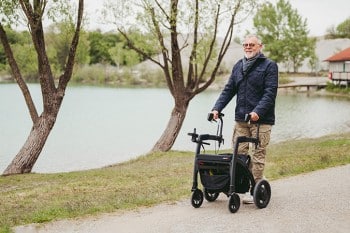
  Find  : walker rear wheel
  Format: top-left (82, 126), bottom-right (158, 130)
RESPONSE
top-left (191, 189), bottom-right (204, 208)
top-left (204, 188), bottom-right (219, 202)
top-left (228, 193), bottom-right (240, 213)
top-left (253, 179), bottom-right (271, 209)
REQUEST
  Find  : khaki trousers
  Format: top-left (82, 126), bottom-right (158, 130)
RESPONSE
top-left (232, 121), bottom-right (272, 182)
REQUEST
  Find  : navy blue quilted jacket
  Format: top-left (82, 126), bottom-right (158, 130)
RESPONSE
top-left (212, 53), bottom-right (278, 125)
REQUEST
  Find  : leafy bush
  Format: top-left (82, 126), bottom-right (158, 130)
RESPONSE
top-left (326, 83), bottom-right (350, 94)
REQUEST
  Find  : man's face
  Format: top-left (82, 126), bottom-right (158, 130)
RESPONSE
top-left (243, 37), bottom-right (262, 59)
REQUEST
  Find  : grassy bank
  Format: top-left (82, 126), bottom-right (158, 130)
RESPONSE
top-left (1, 133), bottom-right (350, 232)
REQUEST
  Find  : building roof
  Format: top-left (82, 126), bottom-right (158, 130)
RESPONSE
top-left (324, 47), bottom-right (350, 62)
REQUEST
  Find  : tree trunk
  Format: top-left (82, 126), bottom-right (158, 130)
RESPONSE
top-left (151, 100), bottom-right (189, 152)
top-left (0, 0), bottom-right (83, 176)
top-left (2, 113), bottom-right (56, 175)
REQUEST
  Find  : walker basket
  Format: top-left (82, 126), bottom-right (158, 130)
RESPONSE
top-left (198, 153), bottom-right (250, 193)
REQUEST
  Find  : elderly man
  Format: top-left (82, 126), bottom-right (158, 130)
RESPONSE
top-left (211, 34), bottom-right (278, 204)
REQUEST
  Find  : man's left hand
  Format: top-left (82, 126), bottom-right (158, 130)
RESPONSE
top-left (250, 112), bottom-right (259, 121)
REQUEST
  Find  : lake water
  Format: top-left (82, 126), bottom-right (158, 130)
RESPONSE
top-left (1, 84), bottom-right (350, 173)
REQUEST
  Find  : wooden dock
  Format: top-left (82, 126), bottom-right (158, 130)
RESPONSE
top-left (278, 83), bottom-right (327, 91)
top-left (278, 77), bottom-right (328, 91)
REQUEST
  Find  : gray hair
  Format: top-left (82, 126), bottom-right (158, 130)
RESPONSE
top-left (244, 34), bottom-right (262, 45)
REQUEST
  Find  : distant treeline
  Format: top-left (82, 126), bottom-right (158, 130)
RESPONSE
top-left (1, 16), bottom-right (349, 86)
top-left (0, 23), bottom-right (163, 86)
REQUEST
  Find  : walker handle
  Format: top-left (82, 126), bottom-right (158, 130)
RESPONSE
top-left (244, 113), bottom-right (251, 122)
top-left (245, 113), bottom-right (260, 148)
top-left (207, 112), bottom-right (224, 122)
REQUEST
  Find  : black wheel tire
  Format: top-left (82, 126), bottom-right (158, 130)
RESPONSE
top-left (228, 193), bottom-right (240, 213)
top-left (191, 189), bottom-right (204, 208)
top-left (204, 188), bottom-right (219, 202)
top-left (253, 179), bottom-right (271, 209)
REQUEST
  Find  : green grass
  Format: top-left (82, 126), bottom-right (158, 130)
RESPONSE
top-left (326, 83), bottom-right (350, 95)
top-left (266, 134), bottom-right (350, 178)
top-left (1, 133), bottom-right (350, 232)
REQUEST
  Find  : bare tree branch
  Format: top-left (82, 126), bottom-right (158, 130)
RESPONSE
top-left (0, 23), bottom-right (39, 123)
top-left (186, 0), bottom-right (199, 90)
top-left (191, 3), bottom-right (221, 94)
top-left (58, 0), bottom-right (84, 93)
top-left (20, 0), bottom-right (56, 106)
top-left (117, 29), bottom-right (164, 68)
top-left (194, 0), bottom-right (242, 95)
top-left (154, 0), bottom-right (170, 22)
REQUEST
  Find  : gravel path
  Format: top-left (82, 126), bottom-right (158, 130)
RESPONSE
top-left (15, 164), bottom-right (350, 233)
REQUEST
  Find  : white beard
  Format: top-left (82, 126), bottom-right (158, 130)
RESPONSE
top-left (245, 51), bottom-right (258, 59)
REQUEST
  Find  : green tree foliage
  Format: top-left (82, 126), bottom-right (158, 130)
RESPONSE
top-left (11, 43), bottom-right (38, 80)
top-left (0, 27), bottom-right (38, 78)
top-left (120, 29), bottom-right (160, 64)
top-left (88, 31), bottom-right (119, 65)
top-left (307, 52), bottom-right (319, 74)
top-left (253, 0), bottom-right (316, 72)
top-left (109, 42), bottom-right (140, 68)
top-left (0, 28), bottom-right (11, 70)
top-left (46, 22), bottom-right (90, 73)
top-left (0, 24), bottom-right (90, 80)
top-left (46, 23), bottom-right (76, 71)
top-left (336, 18), bottom-right (350, 38)
top-left (88, 30), bottom-right (158, 67)
top-left (0, 47), bottom-right (6, 70)
top-left (326, 17), bottom-right (350, 39)
top-left (0, 27), bottom-right (158, 81)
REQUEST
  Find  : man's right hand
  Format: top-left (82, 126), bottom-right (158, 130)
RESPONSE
top-left (211, 110), bottom-right (219, 120)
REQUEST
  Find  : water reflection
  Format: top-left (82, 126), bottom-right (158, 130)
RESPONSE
top-left (273, 93), bottom-right (350, 142)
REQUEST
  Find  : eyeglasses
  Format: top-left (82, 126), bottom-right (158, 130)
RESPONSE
top-left (242, 43), bottom-right (257, 48)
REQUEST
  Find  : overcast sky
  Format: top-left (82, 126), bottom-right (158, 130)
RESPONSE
top-left (84, 0), bottom-right (350, 37)
top-left (269, 0), bottom-right (350, 36)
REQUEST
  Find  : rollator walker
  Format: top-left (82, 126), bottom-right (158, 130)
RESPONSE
top-left (188, 113), bottom-right (271, 213)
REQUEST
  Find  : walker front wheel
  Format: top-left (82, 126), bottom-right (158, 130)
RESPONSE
top-left (228, 193), bottom-right (240, 213)
top-left (204, 188), bottom-right (219, 202)
top-left (253, 179), bottom-right (271, 209)
top-left (191, 189), bottom-right (204, 208)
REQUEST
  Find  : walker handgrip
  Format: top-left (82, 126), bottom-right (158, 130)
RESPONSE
top-left (244, 113), bottom-right (251, 122)
top-left (207, 112), bottom-right (225, 122)
top-left (207, 113), bottom-right (214, 121)
top-left (236, 136), bottom-right (258, 144)
top-left (199, 134), bottom-right (223, 142)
